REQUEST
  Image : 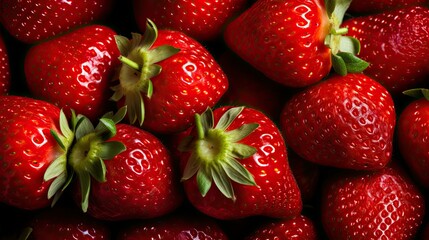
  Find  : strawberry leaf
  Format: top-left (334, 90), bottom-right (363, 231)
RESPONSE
top-left (212, 166), bottom-right (235, 201)
top-left (226, 123), bottom-right (259, 142)
top-left (78, 171), bottom-right (91, 212)
top-left (98, 141), bottom-right (126, 160)
top-left (403, 88), bottom-right (429, 100)
top-left (336, 52), bottom-right (369, 73)
top-left (197, 169), bottom-right (212, 197)
top-left (215, 106), bottom-right (244, 130)
top-left (223, 158), bottom-right (256, 186)
top-left (332, 54), bottom-right (347, 76)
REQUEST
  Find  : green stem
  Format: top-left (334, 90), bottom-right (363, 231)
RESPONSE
top-left (118, 56), bottom-right (141, 71)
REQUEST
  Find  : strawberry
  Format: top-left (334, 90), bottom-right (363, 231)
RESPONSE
top-left (71, 122), bottom-right (184, 220)
top-left (0, 95), bottom-right (63, 210)
top-left (176, 106), bottom-right (302, 220)
top-left (0, 33), bottom-right (10, 95)
top-left (24, 24), bottom-right (120, 121)
top-left (133, 0), bottom-right (249, 42)
top-left (116, 211), bottom-right (228, 240)
top-left (321, 165), bottom-right (425, 239)
top-left (342, 6), bottom-right (429, 95)
top-left (348, 0), bottom-right (427, 14)
top-left (217, 50), bottom-right (291, 121)
top-left (26, 206), bottom-right (111, 240)
top-left (397, 89), bottom-right (429, 188)
top-left (112, 20), bottom-right (228, 134)
top-left (0, 0), bottom-right (113, 43)
top-left (224, 0), bottom-right (368, 88)
top-left (244, 215), bottom-right (319, 240)
top-left (280, 73), bottom-right (396, 170)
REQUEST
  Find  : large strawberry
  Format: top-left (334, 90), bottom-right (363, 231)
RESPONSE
top-left (280, 73), bottom-right (396, 170)
top-left (0, 95), bottom-right (63, 210)
top-left (224, 0), bottom-right (368, 88)
top-left (342, 6), bottom-right (429, 95)
top-left (176, 106), bottom-right (302, 220)
top-left (397, 89), bottom-right (429, 188)
top-left (0, 0), bottom-right (113, 43)
top-left (348, 0), bottom-right (427, 14)
top-left (24, 24), bottom-right (120, 122)
top-left (71, 122), bottom-right (184, 220)
top-left (321, 165), bottom-right (425, 239)
top-left (112, 19), bottom-right (228, 134)
top-left (133, 0), bottom-right (249, 42)
top-left (0, 33), bottom-right (10, 95)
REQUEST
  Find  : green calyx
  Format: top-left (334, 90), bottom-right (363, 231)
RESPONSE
top-left (45, 107), bottom-right (127, 212)
top-left (324, 0), bottom-right (369, 75)
top-left (179, 107), bottom-right (259, 201)
top-left (111, 19), bottom-right (180, 126)
top-left (403, 88), bottom-right (429, 100)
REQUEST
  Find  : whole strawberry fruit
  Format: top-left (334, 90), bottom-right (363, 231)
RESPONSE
top-left (0, 95), bottom-right (63, 210)
top-left (133, 0), bottom-right (248, 42)
top-left (177, 106), bottom-right (302, 220)
top-left (342, 6), bottom-right (429, 95)
top-left (70, 120), bottom-right (184, 220)
top-left (112, 20), bottom-right (228, 134)
top-left (244, 215), bottom-right (319, 240)
top-left (0, 0), bottom-right (113, 43)
top-left (280, 73), bottom-right (396, 170)
top-left (321, 165), bottom-right (425, 239)
top-left (0, 33), bottom-right (10, 95)
top-left (224, 0), bottom-right (368, 88)
top-left (397, 89), bottom-right (429, 188)
top-left (24, 25), bottom-right (120, 121)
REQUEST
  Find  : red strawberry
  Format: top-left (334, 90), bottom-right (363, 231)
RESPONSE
top-left (27, 206), bottom-right (111, 240)
top-left (0, 95), bottom-right (62, 210)
top-left (112, 20), bottom-right (228, 134)
top-left (342, 6), bottom-right (429, 95)
top-left (176, 106), bottom-right (302, 220)
top-left (244, 215), bottom-right (319, 240)
top-left (24, 24), bottom-right (120, 121)
top-left (397, 89), bottom-right (429, 188)
top-left (217, 50), bottom-right (291, 121)
top-left (0, 0), bottom-right (113, 43)
top-left (0, 33), bottom-right (10, 95)
top-left (224, 0), bottom-right (368, 88)
top-left (348, 0), bottom-right (427, 14)
top-left (280, 73), bottom-right (396, 170)
top-left (133, 0), bottom-right (249, 42)
top-left (321, 165), bottom-right (425, 239)
top-left (116, 211), bottom-right (228, 240)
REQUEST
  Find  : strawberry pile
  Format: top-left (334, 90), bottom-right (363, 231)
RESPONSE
top-left (0, 0), bottom-right (428, 239)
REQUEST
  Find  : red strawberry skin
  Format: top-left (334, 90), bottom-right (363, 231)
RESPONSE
top-left (131, 30), bottom-right (228, 134)
top-left (24, 25), bottom-right (120, 121)
top-left (224, 0), bottom-right (331, 87)
top-left (321, 165), bottom-right (425, 239)
top-left (178, 107), bottom-right (302, 220)
top-left (79, 124), bottom-right (184, 221)
top-left (397, 98), bottom-right (429, 188)
top-left (281, 73), bottom-right (396, 170)
top-left (245, 215), bottom-right (319, 240)
top-left (0, 95), bottom-right (61, 210)
top-left (133, 0), bottom-right (248, 42)
top-left (348, 0), bottom-right (427, 14)
top-left (28, 206), bottom-right (111, 240)
top-left (342, 6), bottom-right (429, 95)
top-left (0, 33), bottom-right (10, 95)
top-left (0, 0), bottom-right (113, 43)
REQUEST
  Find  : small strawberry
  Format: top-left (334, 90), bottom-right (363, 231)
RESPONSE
top-left (177, 106), bottom-right (302, 220)
top-left (244, 215), bottom-right (319, 240)
top-left (280, 73), bottom-right (396, 170)
top-left (348, 0), bottom-right (427, 14)
top-left (112, 19), bottom-right (228, 134)
top-left (0, 95), bottom-right (63, 210)
top-left (24, 24), bottom-right (120, 121)
top-left (342, 6), bottom-right (429, 95)
top-left (71, 122), bottom-right (184, 220)
top-left (224, 0), bottom-right (368, 88)
top-left (133, 0), bottom-right (249, 42)
top-left (321, 165), bottom-right (425, 239)
top-left (0, 0), bottom-right (113, 43)
top-left (0, 33), bottom-right (10, 95)
top-left (116, 211), bottom-right (228, 240)
top-left (26, 206), bottom-right (111, 240)
top-left (397, 88), bottom-right (429, 188)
